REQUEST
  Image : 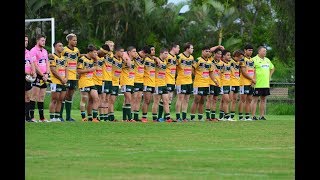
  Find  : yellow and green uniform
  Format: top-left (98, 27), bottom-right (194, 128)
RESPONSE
top-left (176, 52), bottom-right (194, 85)
top-left (230, 59), bottom-right (240, 87)
top-left (102, 54), bottom-right (113, 81)
top-left (220, 60), bottom-right (232, 86)
top-left (155, 59), bottom-right (167, 87)
top-left (207, 56), bottom-right (215, 85)
top-left (252, 55), bottom-right (274, 88)
top-left (143, 56), bottom-right (156, 87)
top-left (49, 53), bottom-right (67, 85)
top-left (192, 56), bottom-right (213, 88)
top-left (165, 53), bottom-right (177, 85)
top-left (62, 46), bottom-right (80, 80)
top-left (77, 56), bottom-right (95, 89)
top-left (111, 56), bottom-right (123, 86)
top-left (134, 53), bottom-right (145, 83)
top-left (213, 59), bottom-right (224, 87)
top-left (120, 58), bottom-right (135, 86)
top-left (240, 56), bottom-right (255, 86)
top-left (93, 56), bottom-right (104, 86)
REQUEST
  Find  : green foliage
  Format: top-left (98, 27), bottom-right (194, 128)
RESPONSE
top-left (270, 57), bottom-right (295, 82)
top-left (266, 102), bottom-right (295, 115)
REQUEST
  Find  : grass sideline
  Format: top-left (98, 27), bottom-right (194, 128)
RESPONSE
top-left (26, 112), bottom-right (294, 179)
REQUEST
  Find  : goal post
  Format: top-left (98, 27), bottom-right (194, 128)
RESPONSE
top-left (25, 18), bottom-right (55, 54)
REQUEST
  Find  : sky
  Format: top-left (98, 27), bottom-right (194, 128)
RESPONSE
top-left (167, 0), bottom-right (190, 13)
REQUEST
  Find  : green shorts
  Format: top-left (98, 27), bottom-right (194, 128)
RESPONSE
top-left (176, 84), bottom-right (193, 94)
top-left (209, 85), bottom-right (222, 96)
top-left (111, 86), bottom-right (119, 96)
top-left (166, 84), bottom-right (175, 92)
top-left (193, 87), bottom-right (209, 96)
top-left (102, 81), bottom-right (112, 94)
top-left (143, 86), bottom-right (155, 93)
top-left (231, 86), bottom-right (240, 93)
top-left (80, 86), bottom-right (97, 92)
top-left (240, 85), bottom-right (254, 95)
top-left (95, 85), bottom-right (102, 94)
top-left (121, 85), bottom-right (134, 93)
top-left (155, 86), bottom-right (168, 95)
top-left (134, 83), bottom-right (144, 92)
top-left (222, 86), bottom-right (231, 94)
top-left (67, 80), bottom-right (78, 90)
top-left (50, 83), bottom-right (67, 92)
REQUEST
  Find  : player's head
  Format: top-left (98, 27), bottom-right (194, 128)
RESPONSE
top-left (213, 48), bottom-right (223, 60)
top-left (244, 44), bottom-right (254, 57)
top-left (66, 33), bottom-right (77, 47)
top-left (222, 49), bottom-right (231, 61)
top-left (149, 45), bottom-right (156, 56)
top-left (127, 46), bottom-right (137, 58)
top-left (201, 46), bottom-right (211, 58)
top-left (159, 48), bottom-right (169, 59)
top-left (86, 44), bottom-right (97, 59)
top-left (140, 45), bottom-right (151, 57)
top-left (53, 41), bottom-right (64, 53)
top-left (114, 45), bottom-right (124, 58)
top-left (105, 40), bottom-right (115, 51)
top-left (184, 42), bottom-right (194, 54)
top-left (36, 34), bottom-right (46, 48)
top-left (25, 34), bottom-right (28, 48)
top-left (170, 43), bottom-right (180, 55)
top-left (257, 46), bottom-right (267, 57)
top-left (232, 49), bottom-right (244, 61)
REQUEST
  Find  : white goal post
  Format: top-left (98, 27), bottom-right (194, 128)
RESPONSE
top-left (25, 18), bottom-right (55, 54)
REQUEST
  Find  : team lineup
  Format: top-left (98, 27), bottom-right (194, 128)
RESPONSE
top-left (25, 33), bottom-right (275, 123)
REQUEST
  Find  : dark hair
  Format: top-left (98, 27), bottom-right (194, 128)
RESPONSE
top-left (127, 46), bottom-right (136, 52)
top-left (86, 44), bottom-right (97, 53)
top-left (201, 46), bottom-right (210, 51)
top-left (25, 34), bottom-right (28, 38)
top-left (101, 44), bottom-right (110, 51)
top-left (115, 45), bottom-right (124, 52)
top-left (257, 46), bottom-right (266, 52)
top-left (213, 48), bottom-right (222, 54)
top-left (36, 34), bottom-right (46, 40)
top-left (170, 42), bottom-right (179, 50)
top-left (232, 49), bottom-right (244, 57)
top-left (244, 44), bottom-right (254, 50)
top-left (141, 45), bottom-right (151, 54)
top-left (160, 48), bottom-right (168, 54)
top-left (183, 42), bottom-right (193, 51)
top-left (222, 49), bottom-right (230, 56)
top-left (53, 41), bottom-right (62, 47)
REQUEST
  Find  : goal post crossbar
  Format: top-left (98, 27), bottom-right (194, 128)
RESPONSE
top-left (25, 18), bottom-right (55, 54)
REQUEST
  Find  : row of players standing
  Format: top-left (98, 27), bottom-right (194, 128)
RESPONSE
top-left (25, 33), bottom-right (275, 122)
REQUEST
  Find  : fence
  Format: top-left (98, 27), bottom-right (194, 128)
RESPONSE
top-left (268, 82), bottom-right (295, 103)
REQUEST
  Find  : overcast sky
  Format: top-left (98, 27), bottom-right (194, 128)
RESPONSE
top-left (167, 0), bottom-right (190, 13)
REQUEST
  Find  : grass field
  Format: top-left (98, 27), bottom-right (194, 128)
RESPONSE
top-left (26, 111), bottom-right (295, 179)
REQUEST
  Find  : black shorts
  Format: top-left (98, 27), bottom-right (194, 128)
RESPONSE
top-left (155, 86), bottom-right (168, 95)
top-left (32, 74), bottom-right (47, 88)
top-left (193, 87), bottom-right (209, 96)
top-left (253, 88), bottom-right (270, 96)
top-left (240, 85), bottom-right (254, 95)
top-left (176, 84), bottom-right (193, 94)
top-left (95, 85), bottom-right (103, 94)
top-left (66, 80), bottom-right (78, 90)
top-left (121, 85), bottom-right (134, 93)
top-left (134, 83), bottom-right (144, 92)
top-left (166, 84), bottom-right (175, 92)
top-left (25, 80), bottom-right (32, 91)
top-left (143, 86), bottom-right (155, 93)
top-left (209, 85), bottom-right (221, 96)
top-left (111, 86), bottom-right (119, 96)
top-left (102, 81), bottom-right (112, 94)
top-left (231, 86), bottom-right (240, 93)
top-left (80, 86), bottom-right (97, 92)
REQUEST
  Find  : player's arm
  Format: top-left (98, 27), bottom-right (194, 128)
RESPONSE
top-left (49, 54), bottom-right (63, 83)
top-left (122, 52), bottom-right (132, 67)
top-left (269, 61), bottom-right (275, 80)
top-left (210, 45), bottom-right (224, 52)
top-left (209, 64), bottom-right (219, 86)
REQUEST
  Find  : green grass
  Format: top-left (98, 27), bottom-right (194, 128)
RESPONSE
top-left (26, 111), bottom-right (294, 179)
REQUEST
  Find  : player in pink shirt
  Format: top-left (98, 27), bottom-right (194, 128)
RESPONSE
top-left (25, 34), bottom-right (37, 122)
top-left (29, 34), bottom-right (51, 122)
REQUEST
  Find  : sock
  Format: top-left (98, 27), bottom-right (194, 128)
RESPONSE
top-left (205, 109), bottom-right (210, 119)
top-left (25, 102), bottom-right (30, 121)
top-left (99, 113), bottom-right (104, 120)
top-left (65, 100), bottom-right (72, 120)
top-left (105, 114), bottom-right (109, 121)
top-left (29, 101), bottom-right (35, 119)
top-left (109, 112), bottom-right (114, 121)
top-left (93, 109), bottom-right (98, 119)
top-left (50, 112), bottom-right (54, 120)
top-left (126, 104), bottom-right (132, 120)
top-left (158, 101), bottom-right (164, 119)
top-left (211, 111), bottom-right (216, 119)
top-left (176, 113), bottom-right (181, 120)
top-left (219, 111), bottom-right (224, 119)
top-left (190, 114), bottom-right (195, 121)
top-left (55, 112), bottom-right (60, 119)
top-left (152, 113), bottom-right (157, 121)
top-left (165, 113), bottom-right (170, 120)
top-left (239, 113), bottom-right (243, 120)
top-left (60, 101), bottom-right (65, 118)
top-left (230, 111), bottom-right (235, 118)
top-left (88, 114), bottom-right (93, 121)
top-left (198, 113), bottom-right (203, 120)
top-left (37, 102), bottom-right (44, 120)
top-left (182, 112), bottom-right (187, 120)
top-left (81, 111), bottom-right (86, 119)
top-left (245, 113), bottom-right (250, 119)
top-left (122, 105), bottom-right (127, 120)
top-left (142, 113), bottom-right (147, 119)
top-left (134, 111), bottom-right (139, 121)
top-left (224, 113), bottom-right (230, 119)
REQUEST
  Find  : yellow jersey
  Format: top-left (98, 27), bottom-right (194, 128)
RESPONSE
top-left (155, 59), bottom-right (167, 87)
top-left (133, 53), bottom-right (145, 83)
top-left (220, 60), bottom-right (232, 86)
top-left (120, 58), bottom-right (135, 86)
top-left (193, 56), bottom-right (213, 87)
top-left (62, 46), bottom-right (80, 80)
top-left (49, 53), bottom-right (67, 85)
top-left (102, 55), bottom-right (112, 81)
top-left (77, 55), bottom-right (95, 88)
top-left (111, 56), bottom-right (123, 86)
top-left (143, 56), bottom-right (156, 87)
top-left (176, 52), bottom-right (194, 85)
top-left (93, 56), bottom-right (104, 86)
top-left (213, 59), bottom-right (224, 87)
top-left (240, 56), bottom-right (255, 86)
top-left (230, 59), bottom-right (240, 86)
top-left (207, 56), bottom-right (215, 85)
top-left (165, 53), bottom-right (177, 85)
